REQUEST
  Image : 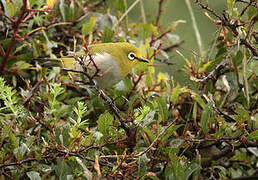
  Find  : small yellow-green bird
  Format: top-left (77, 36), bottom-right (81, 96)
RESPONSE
top-left (57, 42), bottom-right (149, 88)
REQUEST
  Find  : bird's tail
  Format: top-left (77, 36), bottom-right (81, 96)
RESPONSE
top-left (34, 57), bottom-right (75, 69)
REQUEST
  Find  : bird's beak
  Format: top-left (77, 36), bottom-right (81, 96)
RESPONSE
top-left (135, 57), bottom-right (149, 63)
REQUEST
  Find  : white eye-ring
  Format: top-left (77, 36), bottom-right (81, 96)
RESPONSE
top-left (128, 52), bottom-right (136, 60)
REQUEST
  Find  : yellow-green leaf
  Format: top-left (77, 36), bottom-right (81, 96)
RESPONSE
top-left (82, 16), bottom-right (96, 36)
top-left (247, 130), bottom-right (258, 140)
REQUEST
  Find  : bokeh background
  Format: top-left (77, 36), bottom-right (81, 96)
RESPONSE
top-left (128, 0), bottom-right (227, 84)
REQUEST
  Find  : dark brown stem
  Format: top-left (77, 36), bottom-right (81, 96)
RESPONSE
top-left (0, 0), bottom-right (28, 73)
top-left (195, 0), bottom-right (258, 58)
top-left (235, 0), bottom-right (258, 8)
top-left (196, 45), bottom-right (235, 83)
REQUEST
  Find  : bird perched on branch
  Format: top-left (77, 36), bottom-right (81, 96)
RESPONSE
top-left (42, 42), bottom-right (149, 88)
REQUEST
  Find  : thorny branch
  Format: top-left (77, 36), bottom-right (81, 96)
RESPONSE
top-left (0, 0), bottom-right (28, 73)
top-left (0, 147), bottom-right (112, 170)
top-left (0, 0), bottom-right (59, 73)
top-left (195, 0), bottom-right (258, 58)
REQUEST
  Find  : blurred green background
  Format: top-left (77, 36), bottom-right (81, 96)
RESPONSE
top-left (127, 0), bottom-right (227, 84)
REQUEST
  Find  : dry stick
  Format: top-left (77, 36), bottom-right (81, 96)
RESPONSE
top-left (0, 0), bottom-right (27, 73)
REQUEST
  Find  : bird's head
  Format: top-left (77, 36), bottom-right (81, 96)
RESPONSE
top-left (89, 42), bottom-right (149, 75)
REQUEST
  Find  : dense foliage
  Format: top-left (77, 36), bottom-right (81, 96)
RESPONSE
top-left (0, 0), bottom-right (257, 179)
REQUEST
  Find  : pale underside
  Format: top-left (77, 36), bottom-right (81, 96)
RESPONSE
top-left (71, 52), bottom-right (123, 88)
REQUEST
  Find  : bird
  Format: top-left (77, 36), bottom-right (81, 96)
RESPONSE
top-left (52, 42), bottom-right (149, 88)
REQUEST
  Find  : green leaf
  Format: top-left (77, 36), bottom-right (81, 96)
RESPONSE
top-left (193, 94), bottom-right (205, 109)
top-left (116, 0), bottom-right (127, 13)
top-left (1, 125), bottom-right (12, 145)
top-left (82, 16), bottom-right (96, 36)
top-left (168, 152), bottom-right (184, 180)
top-left (27, 171), bottom-right (41, 180)
top-left (199, 60), bottom-right (214, 73)
top-left (157, 97), bottom-right (168, 121)
top-left (247, 6), bottom-right (258, 19)
top-left (143, 127), bottom-right (156, 142)
top-left (102, 27), bottom-right (114, 43)
top-left (184, 162), bottom-right (201, 180)
top-left (192, 102), bottom-right (197, 121)
top-left (171, 84), bottom-right (181, 104)
top-left (235, 107), bottom-right (250, 124)
top-left (247, 130), bottom-right (258, 140)
top-left (59, 0), bottom-right (67, 21)
top-left (1, 0), bottom-right (15, 17)
top-left (227, 0), bottom-right (235, 16)
top-left (232, 51), bottom-right (243, 67)
top-left (97, 112), bottom-right (113, 136)
top-left (9, 132), bottom-right (18, 148)
top-left (55, 124), bottom-right (71, 147)
top-left (141, 23), bottom-right (158, 39)
top-left (201, 103), bottom-right (212, 134)
top-left (32, 39), bottom-right (40, 57)
top-left (161, 125), bottom-right (183, 143)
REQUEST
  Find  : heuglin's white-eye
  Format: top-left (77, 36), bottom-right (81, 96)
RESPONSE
top-left (59, 42), bottom-right (149, 88)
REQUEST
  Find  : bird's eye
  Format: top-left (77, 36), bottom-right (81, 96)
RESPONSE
top-left (128, 52), bottom-right (136, 60)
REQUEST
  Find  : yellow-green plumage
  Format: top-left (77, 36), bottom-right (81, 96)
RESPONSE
top-left (59, 42), bottom-right (148, 88)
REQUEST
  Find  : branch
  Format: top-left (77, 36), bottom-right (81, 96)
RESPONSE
top-left (0, 0), bottom-right (28, 73)
top-left (136, 119), bottom-right (175, 157)
top-left (195, 45), bottom-right (235, 83)
top-left (235, 0), bottom-right (258, 8)
top-left (201, 141), bottom-right (258, 168)
top-left (162, 41), bottom-right (184, 52)
top-left (195, 0), bottom-right (258, 58)
top-left (155, 0), bottom-right (166, 26)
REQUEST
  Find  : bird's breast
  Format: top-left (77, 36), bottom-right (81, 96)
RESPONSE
top-left (71, 52), bottom-right (124, 88)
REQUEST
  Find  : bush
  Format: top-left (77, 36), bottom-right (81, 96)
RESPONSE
top-left (0, 0), bottom-right (257, 179)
